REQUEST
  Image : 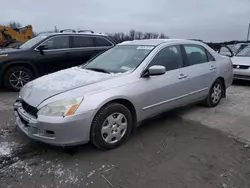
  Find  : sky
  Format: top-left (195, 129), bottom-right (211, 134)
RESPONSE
top-left (1, 0), bottom-right (250, 42)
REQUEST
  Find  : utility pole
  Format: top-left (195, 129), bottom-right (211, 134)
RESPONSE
top-left (247, 23), bottom-right (250, 43)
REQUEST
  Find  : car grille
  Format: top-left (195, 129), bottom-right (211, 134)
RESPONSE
top-left (21, 100), bottom-right (38, 118)
top-left (233, 65), bottom-right (250, 69)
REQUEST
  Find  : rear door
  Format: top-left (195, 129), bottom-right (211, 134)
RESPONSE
top-left (70, 35), bottom-right (98, 66)
top-left (181, 44), bottom-right (217, 101)
top-left (93, 36), bottom-right (114, 56)
top-left (34, 35), bottom-right (72, 75)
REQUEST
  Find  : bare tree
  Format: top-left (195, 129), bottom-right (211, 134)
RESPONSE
top-left (54, 26), bottom-right (59, 33)
top-left (8, 21), bottom-right (22, 29)
top-left (135, 31), bottom-right (143, 40)
top-left (159, 33), bottom-right (169, 39)
top-left (129, 30), bottom-right (136, 40)
top-left (143, 32), bottom-right (152, 39)
top-left (108, 30), bottom-right (169, 42)
top-left (151, 33), bottom-right (159, 39)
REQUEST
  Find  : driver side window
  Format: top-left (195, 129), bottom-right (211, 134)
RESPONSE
top-left (41, 36), bottom-right (70, 50)
top-left (149, 45), bottom-right (183, 71)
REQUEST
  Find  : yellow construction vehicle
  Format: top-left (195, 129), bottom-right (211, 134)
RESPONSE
top-left (0, 25), bottom-right (33, 48)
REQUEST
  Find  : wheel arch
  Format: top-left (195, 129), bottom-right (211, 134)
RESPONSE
top-left (93, 98), bottom-right (138, 132)
top-left (0, 61), bottom-right (38, 78)
top-left (0, 61), bottom-right (38, 87)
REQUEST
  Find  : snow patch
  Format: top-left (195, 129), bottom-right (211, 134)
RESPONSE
top-left (27, 67), bottom-right (118, 91)
top-left (10, 160), bottom-right (33, 176)
top-left (0, 142), bottom-right (11, 156)
top-left (46, 163), bottom-right (79, 185)
top-left (0, 141), bottom-right (17, 156)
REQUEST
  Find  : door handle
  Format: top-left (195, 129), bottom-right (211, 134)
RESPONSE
top-left (178, 74), bottom-right (188, 79)
top-left (210, 65), bottom-right (217, 70)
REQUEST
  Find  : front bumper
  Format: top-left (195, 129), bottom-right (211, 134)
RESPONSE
top-left (233, 68), bottom-right (250, 81)
top-left (14, 101), bottom-right (96, 146)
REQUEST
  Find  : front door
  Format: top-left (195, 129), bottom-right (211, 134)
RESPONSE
top-left (138, 45), bottom-right (193, 119)
top-left (34, 35), bottom-right (73, 76)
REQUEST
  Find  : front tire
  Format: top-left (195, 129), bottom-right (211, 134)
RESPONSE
top-left (3, 66), bottom-right (34, 92)
top-left (90, 103), bottom-right (133, 150)
top-left (204, 79), bottom-right (224, 107)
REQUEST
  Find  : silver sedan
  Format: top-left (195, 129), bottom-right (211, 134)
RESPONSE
top-left (14, 39), bottom-right (233, 149)
top-left (231, 46), bottom-right (250, 81)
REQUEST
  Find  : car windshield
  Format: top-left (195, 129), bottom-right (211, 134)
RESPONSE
top-left (19, 35), bottom-right (48, 49)
top-left (227, 45), bottom-right (239, 55)
top-left (83, 45), bottom-right (154, 73)
top-left (236, 46), bottom-right (250, 57)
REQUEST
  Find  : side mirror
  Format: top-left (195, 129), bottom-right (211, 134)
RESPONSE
top-left (218, 46), bottom-right (234, 58)
top-left (36, 45), bottom-right (47, 51)
top-left (143, 65), bottom-right (166, 77)
top-left (219, 52), bottom-right (234, 58)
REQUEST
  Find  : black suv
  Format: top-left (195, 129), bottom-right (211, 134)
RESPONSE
top-left (0, 30), bottom-right (116, 91)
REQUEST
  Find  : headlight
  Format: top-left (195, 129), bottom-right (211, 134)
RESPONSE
top-left (0, 54), bottom-right (8, 59)
top-left (38, 97), bottom-right (84, 117)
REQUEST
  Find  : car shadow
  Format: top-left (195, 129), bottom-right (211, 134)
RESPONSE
top-left (233, 80), bottom-right (250, 86)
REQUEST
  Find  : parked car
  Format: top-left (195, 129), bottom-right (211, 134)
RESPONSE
top-left (0, 30), bottom-right (116, 91)
top-left (14, 39), bottom-right (233, 149)
top-left (231, 45), bottom-right (250, 80)
top-left (228, 43), bottom-right (249, 55)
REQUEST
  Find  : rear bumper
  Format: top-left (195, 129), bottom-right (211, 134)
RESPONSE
top-left (14, 101), bottom-right (96, 146)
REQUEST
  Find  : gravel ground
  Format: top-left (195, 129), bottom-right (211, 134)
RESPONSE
top-left (0, 83), bottom-right (250, 188)
top-left (181, 80), bottom-right (250, 144)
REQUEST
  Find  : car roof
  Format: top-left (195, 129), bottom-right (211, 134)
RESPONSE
top-left (39, 32), bottom-right (108, 37)
top-left (118, 39), bottom-right (197, 46)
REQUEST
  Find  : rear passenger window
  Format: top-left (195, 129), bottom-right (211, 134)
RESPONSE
top-left (72, 36), bottom-right (94, 48)
top-left (184, 45), bottom-right (208, 65)
top-left (149, 45), bottom-right (183, 71)
top-left (94, 37), bottom-right (113, 47)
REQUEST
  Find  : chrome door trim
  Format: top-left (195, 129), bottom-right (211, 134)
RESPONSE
top-left (188, 87), bottom-right (208, 95)
top-left (142, 93), bottom-right (189, 110)
top-left (34, 46), bottom-right (111, 52)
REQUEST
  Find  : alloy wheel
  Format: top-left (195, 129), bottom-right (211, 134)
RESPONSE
top-left (9, 70), bottom-right (31, 90)
top-left (211, 84), bottom-right (222, 104)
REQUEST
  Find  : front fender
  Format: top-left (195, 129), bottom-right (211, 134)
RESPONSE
top-left (76, 92), bottom-right (140, 120)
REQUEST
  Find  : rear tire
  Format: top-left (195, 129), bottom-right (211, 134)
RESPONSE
top-left (90, 103), bottom-right (133, 150)
top-left (3, 66), bottom-right (34, 92)
top-left (204, 79), bottom-right (224, 107)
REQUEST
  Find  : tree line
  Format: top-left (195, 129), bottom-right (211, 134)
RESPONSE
top-left (1, 21), bottom-right (169, 43)
top-left (2, 21), bottom-right (249, 44)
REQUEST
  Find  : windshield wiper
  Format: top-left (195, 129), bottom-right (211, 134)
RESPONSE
top-left (85, 67), bottom-right (110, 74)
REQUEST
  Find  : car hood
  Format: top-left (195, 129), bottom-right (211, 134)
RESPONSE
top-left (20, 67), bottom-right (119, 107)
top-left (0, 48), bottom-right (24, 54)
top-left (231, 56), bottom-right (250, 66)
